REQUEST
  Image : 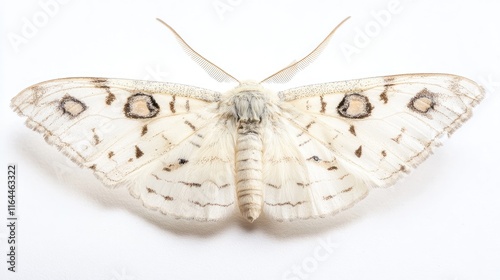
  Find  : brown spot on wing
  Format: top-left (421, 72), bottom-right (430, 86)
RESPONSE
top-left (135, 145), bottom-right (144, 158)
top-left (320, 95), bottom-right (326, 113)
top-left (91, 128), bottom-right (101, 145)
top-left (391, 128), bottom-right (406, 144)
top-left (184, 120), bottom-right (196, 131)
top-left (299, 139), bottom-right (311, 146)
top-left (339, 174), bottom-right (349, 180)
top-left (392, 134), bottom-right (402, 143)
top-left (169, 95), bottom-right (176, 113)
top-left (380, 91), bottom-right (388, 104)
top-left (141, 125), bottom-right (148, 136)
top-left (349, 125), bottom-right (356, 136)
top-left (305, 121), bottom-right (315, 130)
top-left (105, 90), bottom-right (116, 105)
top-left (266, 183), bottom-right (280, 189)
top-left (355, 146), bottom-right (362, 158)
top-left (379, 83), bottom-right (394, 104)
top-left (189, 141), bottom-right (200, 148)
top-left (108, 151), bottom-right (115, 158)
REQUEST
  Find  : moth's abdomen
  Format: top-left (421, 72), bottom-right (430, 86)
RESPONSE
top-left (236, 122), bottom-right (263, 222)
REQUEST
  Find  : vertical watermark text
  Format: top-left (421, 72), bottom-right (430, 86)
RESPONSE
top-left (6, 165), bottom-right (18, 272)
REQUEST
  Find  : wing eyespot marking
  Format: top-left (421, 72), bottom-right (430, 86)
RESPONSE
top-left (337, 93), bottom-right (373, 119)
top-left (60, 95), bottom-right (87, 118)
top-left (408, 88), bottom-right (436, 114)
top-left (124, 93), bottom-right (160, 119)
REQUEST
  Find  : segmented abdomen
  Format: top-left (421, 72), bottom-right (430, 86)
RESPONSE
top-left (236, 128), bottom-right (263, 222)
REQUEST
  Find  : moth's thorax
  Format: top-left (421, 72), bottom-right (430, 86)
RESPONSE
top-left (221, 81), bottom-right (275, 124)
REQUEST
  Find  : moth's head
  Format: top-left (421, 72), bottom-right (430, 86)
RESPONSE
top-left (217, 80), bottom-right (275, 123)
top-left (235, 80), bottom-right (264, 92)
top-left (225, 80), bottom-right (275, 98)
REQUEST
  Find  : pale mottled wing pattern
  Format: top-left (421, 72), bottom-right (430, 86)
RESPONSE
top-left (11, 78), bottom-right (236, 220)
top-left (128, 120), bottom-right (236, 221)
top-left (261, 74), bottom-right (483, 220)
top-left (261, 115), bottom-right (368, 221)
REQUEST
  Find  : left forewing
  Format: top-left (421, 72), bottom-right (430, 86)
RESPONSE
top-left (279, 74), bottom-right (484, 187)
top-left (11, 77), bottom-right (221, 185)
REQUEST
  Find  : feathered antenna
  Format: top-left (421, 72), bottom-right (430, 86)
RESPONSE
top-left (260, 17), bottom-right (350, 84)
top-left (157, 19), bottom-right (240, 84)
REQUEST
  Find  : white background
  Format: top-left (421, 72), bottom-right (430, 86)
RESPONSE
top-left (1, 0), bottom-right (499, 279)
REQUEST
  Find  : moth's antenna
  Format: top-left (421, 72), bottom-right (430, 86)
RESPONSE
top-left (260, 16), bottom-right (351, 84)
top-left (156, 19), bottom-right (240, 84)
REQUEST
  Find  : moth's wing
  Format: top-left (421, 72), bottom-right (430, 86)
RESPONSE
top-left (279, 74), bottom-right (484, 188)
top-left (262, 74), bottom-right (483, 221)
top-left (262, 116), bottom-right (369, 221)
top-left (12, 78), bottom-right (236, 220)
top-left (11, 77), bottom-right (220, 184)
top-left (128, 120), bottom-right (236, 221)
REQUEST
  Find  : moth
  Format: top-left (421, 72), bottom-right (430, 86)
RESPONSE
top-left (11, 17), bottom-right (484, 222)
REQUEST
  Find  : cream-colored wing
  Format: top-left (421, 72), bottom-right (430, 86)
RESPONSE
top-left (260, 74), bottom-right (483, 221)
top-left (11, 77), bottom-right (220, 185)
top-left (279, 74), bottom-right (484, 187)
top-left (261, 116), bottom-right (369, 221)
top-left (12, 77), bottom-right (237, 220)
top-left (127, 120), bottom-right (236, 221)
